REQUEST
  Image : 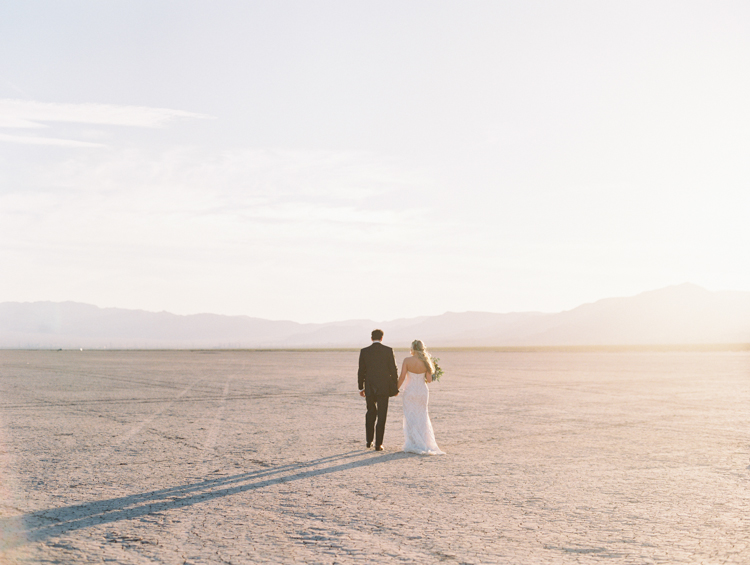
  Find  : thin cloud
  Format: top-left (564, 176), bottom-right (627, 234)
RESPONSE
top-left (0, 132), bottom-right (104, 148)
top-left (0, 99), bottom-right (209, 129)
top-left (0, 146), bottom-right (430, 250)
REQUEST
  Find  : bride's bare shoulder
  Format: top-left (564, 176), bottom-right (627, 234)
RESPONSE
top-left (404, 356), bottom-right (427, 373)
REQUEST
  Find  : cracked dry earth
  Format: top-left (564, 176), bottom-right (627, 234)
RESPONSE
top-left (0, 350), bottom-right (749, 564)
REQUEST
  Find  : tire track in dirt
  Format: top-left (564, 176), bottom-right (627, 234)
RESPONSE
top-left (203, 377), bottom-right (233, 451)
top-left (88, 377), bottom-right (206, 467)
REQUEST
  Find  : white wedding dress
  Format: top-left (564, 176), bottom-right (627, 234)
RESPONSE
top-left (401, 371), bottom-right (445, 455)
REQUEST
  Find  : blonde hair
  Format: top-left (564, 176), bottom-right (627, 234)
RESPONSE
top-left (411, 340), bottom-right (435, 374)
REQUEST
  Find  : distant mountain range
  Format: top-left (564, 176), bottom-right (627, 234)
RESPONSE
top-left (1, 284), bottom-right (749, 349)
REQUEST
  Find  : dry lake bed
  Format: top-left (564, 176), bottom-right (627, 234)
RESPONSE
top-left (0, 350), bottom-right (749, 564)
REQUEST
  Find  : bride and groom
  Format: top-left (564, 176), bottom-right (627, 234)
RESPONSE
top-left (357, 329), bottom-right (444, 455)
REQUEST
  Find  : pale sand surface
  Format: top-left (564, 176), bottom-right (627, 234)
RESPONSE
top-left (0, 350), bottom-right (749, 564)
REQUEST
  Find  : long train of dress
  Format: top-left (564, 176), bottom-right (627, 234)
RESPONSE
top-left (401, 371), bottom-right (445, 455)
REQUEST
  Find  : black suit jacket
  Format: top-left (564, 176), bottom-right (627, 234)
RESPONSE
top-left (358, 342), bottom-right (399, 397)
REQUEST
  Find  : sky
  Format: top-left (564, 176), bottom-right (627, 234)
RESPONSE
top-left (1, 1), bottom-right (749, 323)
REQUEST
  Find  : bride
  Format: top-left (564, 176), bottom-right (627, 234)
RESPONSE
top-left (397, 340), bottom-right (445, 455)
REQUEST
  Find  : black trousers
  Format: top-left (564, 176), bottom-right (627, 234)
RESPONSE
top-left (365, 394), bottom-right (389, 447)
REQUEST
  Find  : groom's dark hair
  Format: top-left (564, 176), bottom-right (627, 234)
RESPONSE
top-left (371, 329), bottom-right (384, 341)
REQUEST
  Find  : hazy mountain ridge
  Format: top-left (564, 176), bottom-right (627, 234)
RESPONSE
top-left (1, 284), bottom-right (748, 349)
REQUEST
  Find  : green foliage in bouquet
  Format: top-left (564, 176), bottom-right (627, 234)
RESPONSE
top-left (431, 357), bottom-right (444, 382)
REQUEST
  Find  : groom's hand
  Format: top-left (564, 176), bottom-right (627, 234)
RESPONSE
top-left (359, 390), bottom-right (366, 397)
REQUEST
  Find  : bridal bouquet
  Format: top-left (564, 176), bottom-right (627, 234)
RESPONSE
top-left (430, 357), bottom-right (444, 382)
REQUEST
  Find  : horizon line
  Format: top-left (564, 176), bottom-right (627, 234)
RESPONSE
top-left (3, 343), bottom-right (749, 353)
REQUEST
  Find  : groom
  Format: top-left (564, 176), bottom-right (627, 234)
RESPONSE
top-left (358, 329), bottom-right (399, 451)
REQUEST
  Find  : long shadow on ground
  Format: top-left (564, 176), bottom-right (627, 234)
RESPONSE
top-left (3, 450), bottom-right (411, 546)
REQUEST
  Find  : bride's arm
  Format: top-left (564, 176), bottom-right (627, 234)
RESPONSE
top-left (397, 359), bottom-right (408, 389)
top-left (425, 371), bottom-right (433, 383)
